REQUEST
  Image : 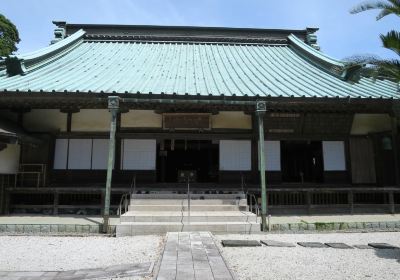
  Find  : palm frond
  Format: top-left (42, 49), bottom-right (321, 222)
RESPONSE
top-left (380, 30), bottom-right (400, 55)
top-left (350, 0), bottom-right (400, 20)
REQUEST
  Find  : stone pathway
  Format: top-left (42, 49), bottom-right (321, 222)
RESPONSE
top-left (0, 262), bottom-right (153, 280)
top-left (157, 232), bottom-right (234, 280)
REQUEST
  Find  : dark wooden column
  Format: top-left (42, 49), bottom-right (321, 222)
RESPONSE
top-left (391, 115), bottom-right (400, 187)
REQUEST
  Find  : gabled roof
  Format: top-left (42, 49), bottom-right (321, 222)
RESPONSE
top-left (0, 23), bottom-right (398, 99)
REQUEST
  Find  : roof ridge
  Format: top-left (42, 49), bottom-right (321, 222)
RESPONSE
top-left (288, 34), bottom-right (350, 79)
top-left (5, 29), bottom-right (86, 76)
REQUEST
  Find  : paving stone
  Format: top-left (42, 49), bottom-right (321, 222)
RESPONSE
top-left (356, 222), bottom-right (365, 229)
top-left (260, 240), bottom-right (296, 247)
top-left (58, 225), bottom-right (66, 232)
top-left (379, 222), bottom-right (388, 229)
top-left (368, 243), bottom-right (399, 249)
top-left (371, 222), bottom-right (380, 229)
top-left (348, 222), bottom-right (357, 229)
top-left (353, 244), bottom-right (374, 249)
top-left (289, 223), bottom-right (299, 231)
top-left (298, 223), bottom-right (307, 231)
top-left (221, 240), bottom-right (261, 247)
top-left (297, 242), bottom-right (328, 248)
top-left (325, 243), bottom-right (353, 249)
top-left (40, 225), bottom-right (50, 233)
top-left (50, 225), bottom-right (59, 233)
top-left (307, 224), bottom-right (316, 231)
top-left (386, 222), bottom-right (396, 229)
top-left (6, 224), bottom-right (15, 232)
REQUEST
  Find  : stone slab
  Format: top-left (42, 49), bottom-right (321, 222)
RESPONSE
top-left (260, 240), bottom-right (296, 247)
top-left (368, 243), bottom-right (399, 249)
top-left (297, 242), bottom-right (328, 248)
top-left (221, 240), bottom-right (261, 247)
top-left (353, 245), bottom-right (374, 249)
top-left (157, 232), bottom-right (234, 280)
top-left (325, 243), bottom-right (353, 249)
top-left (0, 262), bottom-right (153, 280)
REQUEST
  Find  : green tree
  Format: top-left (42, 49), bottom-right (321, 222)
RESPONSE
top-left (0, 14), bottom-right (20, 56)
top-left (350, 1), bottom-right (400, 82)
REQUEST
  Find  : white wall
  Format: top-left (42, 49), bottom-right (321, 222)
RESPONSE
top-left (0, 144), bottom-right (20, 174)
top-left (212, 111), bottom-right (252, 129)
top-left (323, 141), bottom-right (346, 171)
top-left (121, 139), bottom-right (156, 170)
top-left (121, 110), bottom-right (162, 128)
top-left (24, 109), bottom-right (67, 132)
top-left (219, 140), bottom-right (251, 171)
top-left (351, 114), bottom-right (391, 135)
top-left (71, 109), bottom-right (109, 132)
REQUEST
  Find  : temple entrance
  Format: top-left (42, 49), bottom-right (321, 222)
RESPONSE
top-left (281, 141), bottom-right (324, 183)
top-left (157, 140), bottom-right (219, 183)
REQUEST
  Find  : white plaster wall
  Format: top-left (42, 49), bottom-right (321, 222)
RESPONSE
top-left (121, 110), bottom-right (162, 128)
top-left (71, 109), bottom-right (109, 132)
top-left (0, 144), bottom-right (20, 174)
top-left (351, 114), bottom-right (391, 135)
top-left (212, 112), bottom-right (252, 129)
top-left (24, 109), bottom-right (67, 132)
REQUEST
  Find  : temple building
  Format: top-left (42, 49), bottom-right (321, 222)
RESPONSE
top-left (0, 21), bottom-right (399, 220)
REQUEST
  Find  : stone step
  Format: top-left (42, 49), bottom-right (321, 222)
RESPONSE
top-left (120, 211), bottom-right (258, 223)
top-left (130, 199), bottom-right (247, 206)
top-left (131, 193), bottom-right (246, 200)
top-left (116, 221), bottom-right (261, 236)
top-left (128, 204), bottom-right (248, 212)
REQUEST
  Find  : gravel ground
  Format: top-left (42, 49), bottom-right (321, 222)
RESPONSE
top-left (0, 235), bottom-right (164, 277)
top-left (216, 232), bottom-right (400, 280)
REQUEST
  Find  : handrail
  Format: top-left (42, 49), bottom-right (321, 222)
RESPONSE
top-left (117, 193), bottom-right (130, 217)
top-left (247, 192), bottom-right (260, 218)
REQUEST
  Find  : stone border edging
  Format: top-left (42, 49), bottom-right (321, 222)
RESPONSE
top-left (0, 224), bottom-right (116, 235)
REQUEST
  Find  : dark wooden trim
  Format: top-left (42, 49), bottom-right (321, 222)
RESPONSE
top-left (66, 112), bottom-right (72, 132)
top-left (391, 116), bottom-right (400, 187)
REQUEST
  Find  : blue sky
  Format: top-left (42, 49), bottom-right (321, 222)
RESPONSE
top-left (1, 0), bottom-right (398, 60)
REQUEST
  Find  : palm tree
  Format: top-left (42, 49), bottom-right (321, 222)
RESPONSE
top-left (350, 1), bottom-right (400, 82)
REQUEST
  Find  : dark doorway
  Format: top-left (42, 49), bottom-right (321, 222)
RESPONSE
top-left (157, 140), bottom-right (219, 183)
top-left (281, 141), bottom-right (324, 183)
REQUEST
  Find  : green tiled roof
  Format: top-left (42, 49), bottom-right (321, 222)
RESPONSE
top-left (0, 27), bottom-right (398, 99)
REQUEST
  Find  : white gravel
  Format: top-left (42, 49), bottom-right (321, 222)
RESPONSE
top-left (216, 232), bottom-right (400, 280)
top-left (0, 235), bottom-right (164, 272)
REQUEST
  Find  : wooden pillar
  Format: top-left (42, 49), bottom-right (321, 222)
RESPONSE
top-left (0, 175), bottom-right (4, 214)
top-left (103, 96), bottom-right (119, 233)
top-left (256, 101), bottom-right (267, 231)
top-left (53, 192), bottom-right (59, 215)
top-left (391, 116), bottom-right (400, 187)
top-left (251, 113), bottom-right (259, 184)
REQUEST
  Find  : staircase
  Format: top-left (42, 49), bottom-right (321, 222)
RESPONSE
top-left (116, 193), bottom-right (261, 236)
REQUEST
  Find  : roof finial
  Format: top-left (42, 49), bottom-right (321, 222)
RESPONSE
top-left (306, 27), bottom-right (320, 51)
top-left (51, 21), bottom-right (67, 44)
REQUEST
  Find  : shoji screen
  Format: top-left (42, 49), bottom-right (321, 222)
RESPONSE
top-left (219, 140), bottom-right (251, 171)
top-left (121, 139), bottom-right (156, 170)
top-left (53, 139), bottom-right (68, 169)
top-left (322, 141), bottom-right (346, 171)
top-left (67, 139), bottom-right (92, 169)
top-left (91, 139), bottom-right (109, 170)
top-left (265, 141), bottom-right (281, 171)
